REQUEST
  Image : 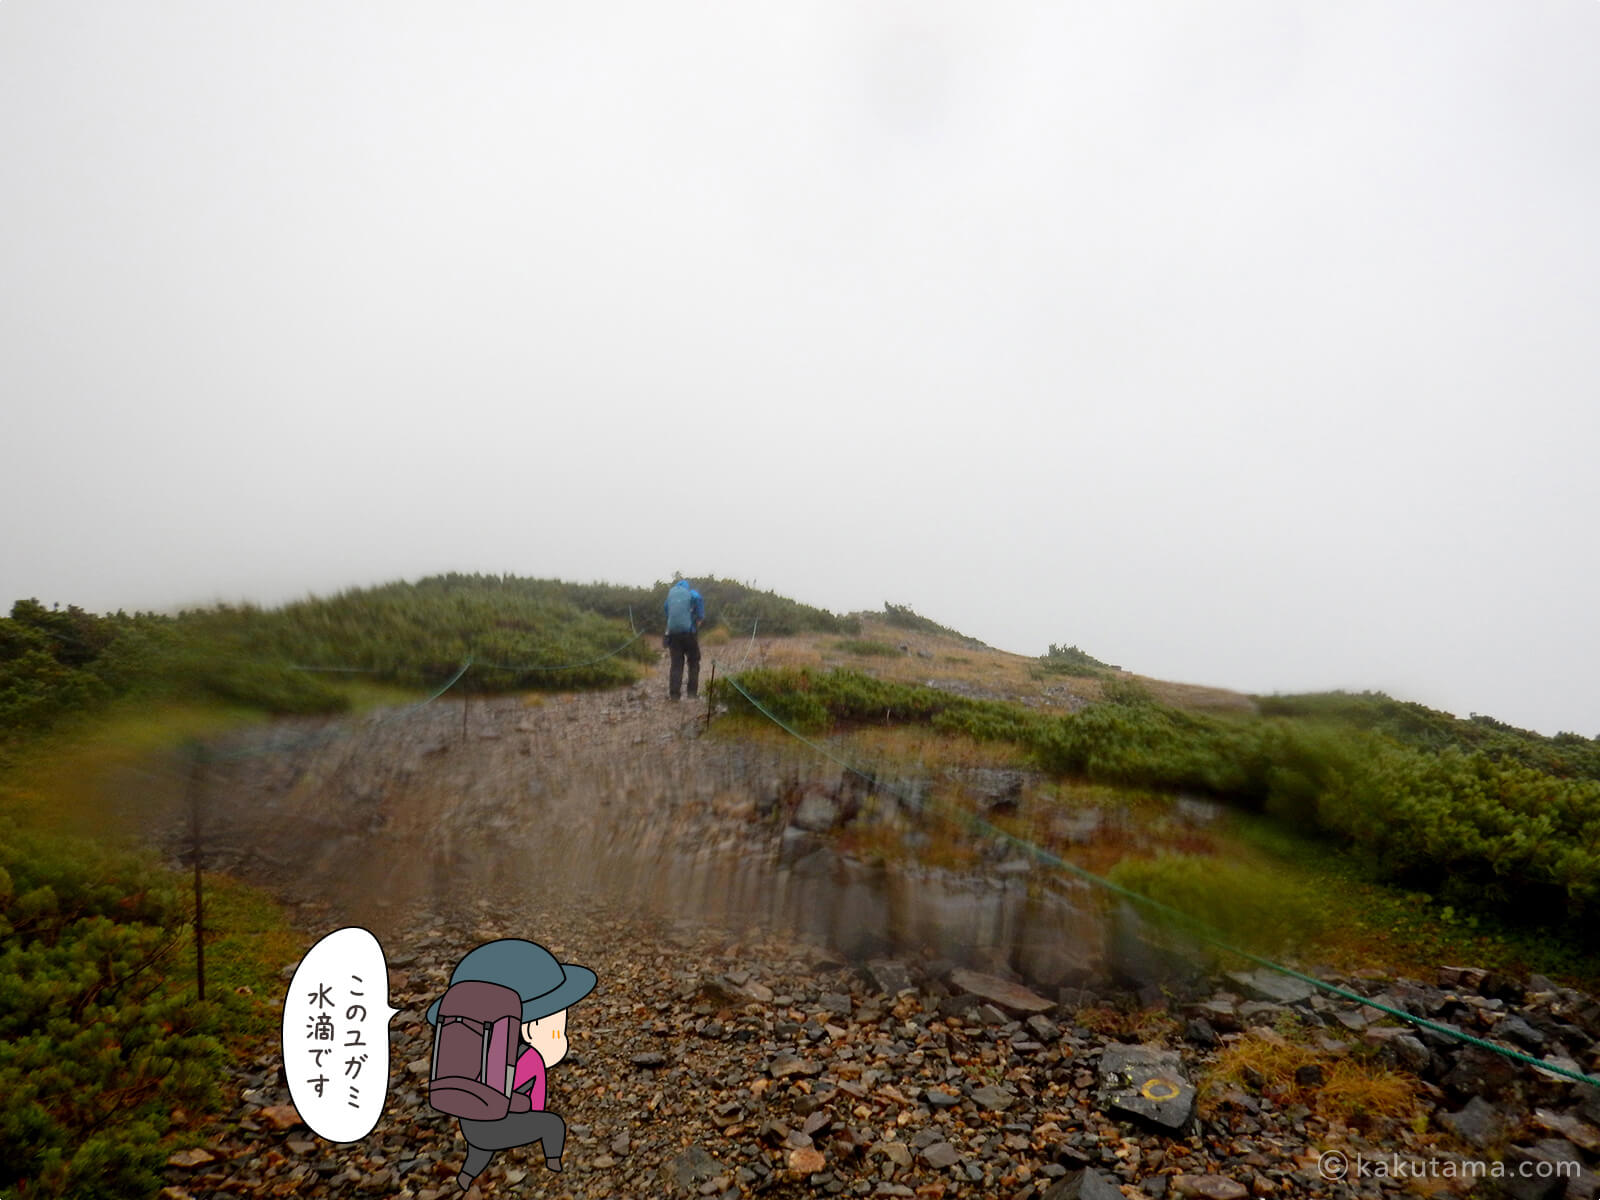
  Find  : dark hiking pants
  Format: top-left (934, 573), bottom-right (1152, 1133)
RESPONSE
top-left (459, 1110), bottom-right (566, 1180)
top-left (667, 631), bottom-right (700, 699)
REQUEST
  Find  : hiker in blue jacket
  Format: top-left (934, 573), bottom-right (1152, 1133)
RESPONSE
top-left (663, 579), bottom-right (705, 700)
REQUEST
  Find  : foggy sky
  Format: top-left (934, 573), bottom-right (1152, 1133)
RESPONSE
top-left (4, 2), bottom-right (1597, 736)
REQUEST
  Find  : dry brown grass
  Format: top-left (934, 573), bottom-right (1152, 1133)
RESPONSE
top-left (1201, 1032), bottom-right (1424, 1131)
top-left (1316, 1058), bottom-right (1425, 1128)
top-left (1074, 1005), bottom-right (1184, 1043)
top-left (837, 724), bottom-right (1030, 771)
top-left (1138, 677), bottom-right (1259, 714)
top-left (717, 617), bottom-right (1254, 716)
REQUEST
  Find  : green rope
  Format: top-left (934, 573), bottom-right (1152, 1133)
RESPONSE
top-left (731, 618), bottom-right (760, 673)
top-left (202, 658), bottom-right (474, 763)
top-left (719, 673), bottom-right (1600, 1088)
top-left (397, 657), bottom-right (474, 709)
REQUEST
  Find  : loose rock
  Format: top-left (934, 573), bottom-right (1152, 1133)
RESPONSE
top-left (1099, 1044), bottom-right (1196, 1135)
top-left (948, 968), bottom-right (1053, 1015)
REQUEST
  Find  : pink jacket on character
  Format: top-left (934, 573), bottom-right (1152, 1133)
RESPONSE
top-left (512, 1045), bottom-right (546, 1111)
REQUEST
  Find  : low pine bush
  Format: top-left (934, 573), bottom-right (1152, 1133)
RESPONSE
top-left (1035, 643), bottom-right (1115, 677)
top-left (0, 821), bottom-right (225, 1199)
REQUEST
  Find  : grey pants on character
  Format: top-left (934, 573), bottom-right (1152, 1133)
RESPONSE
top-left (458, 1111), bottom-right (566, 1181)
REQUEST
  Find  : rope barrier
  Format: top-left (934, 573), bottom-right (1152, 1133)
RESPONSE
top-left (200, 658), bottom-right (475, 764)
top-left (735, 618), bottom-right (759, 673)
top-left (717, 672), bottom-right (1600, 1088)
top-left (709, 619), bottom-right (761, 679)
top-left (394, 657), bottom-right (474, 711)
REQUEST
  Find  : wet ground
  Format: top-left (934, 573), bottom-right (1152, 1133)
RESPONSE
top-left (173, 667), bottom-right (1112, 990)
top-left (138, 664), bottom-right (1582, 1200)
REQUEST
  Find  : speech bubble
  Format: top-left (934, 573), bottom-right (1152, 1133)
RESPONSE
top-left (282, 926), bottom-right (400, 1143)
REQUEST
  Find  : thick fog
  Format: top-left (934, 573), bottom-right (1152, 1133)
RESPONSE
top-left (3, 2), bottom-right (1596, 735)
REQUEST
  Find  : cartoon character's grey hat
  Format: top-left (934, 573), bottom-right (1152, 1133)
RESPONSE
top-left (425, 938), bottom-right (596, 1026)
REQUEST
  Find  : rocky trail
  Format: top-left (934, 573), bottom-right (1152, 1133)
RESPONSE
top-left (152, 663), bottom-right (1600, 1200)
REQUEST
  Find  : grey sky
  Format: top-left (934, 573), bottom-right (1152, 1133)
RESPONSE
top-left (4, 2), bottom-right (1597, 736)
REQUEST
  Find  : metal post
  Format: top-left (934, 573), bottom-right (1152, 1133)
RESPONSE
top-left (705, 662), bottom-right (716, 732)
top-left (187, 741), bottom-right (206, 1002)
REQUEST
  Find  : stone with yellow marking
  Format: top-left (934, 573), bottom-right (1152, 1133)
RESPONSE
top-left (1098, 1044), bottom-right (1196, 1134)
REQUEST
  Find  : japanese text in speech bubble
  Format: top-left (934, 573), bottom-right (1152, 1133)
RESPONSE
top-left (282, 926), bottom-right (399, 1142)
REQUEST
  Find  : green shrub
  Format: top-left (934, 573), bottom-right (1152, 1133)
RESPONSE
top-left (1036, 643), bottom-right (1115, 676)
top-left (0, 647), bottom-right (111, 730)
top-left (179, 653), bottom-right (347, 715)
top-left (0, 822), bottom-right (225, 1200)
top-left (550, 574), bottom-right (858, 637)
top-left (1, 574), bottom-right (870, 737)
top-left (1107, 853), bottom-right (1328, 957)
top-left (1257, 690), bottom-right (1600, 782)
top-left (718, 669), bottom-right (833, 732)
top-left (1099, 677), bottom-right (1153, 706)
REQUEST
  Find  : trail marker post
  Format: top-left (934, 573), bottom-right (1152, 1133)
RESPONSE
top-left (186, 740), bottom-right (207, 1002)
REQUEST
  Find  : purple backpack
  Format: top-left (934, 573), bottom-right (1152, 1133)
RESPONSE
top-left (428, 979), bottom-right (522, 1120)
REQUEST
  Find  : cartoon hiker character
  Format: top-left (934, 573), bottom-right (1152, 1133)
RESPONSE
top-left (425, 938), bottom-right (596, 1192)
